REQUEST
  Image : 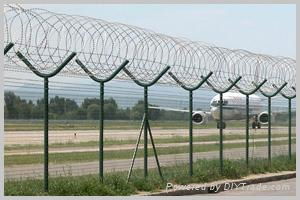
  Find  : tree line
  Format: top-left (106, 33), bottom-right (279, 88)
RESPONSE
top-left (4, 91), bottom-right (188, 120)
top-left (4, 91), bottom-right (294, 122)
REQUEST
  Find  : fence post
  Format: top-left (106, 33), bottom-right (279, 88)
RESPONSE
top-left (272, 85), bottom-right (296, 160)
top-left (188, 90), bottom-right (193, 175)
top-left (245, 94), bottom-right (249, 166)
top-left (230, 79), bottom-right (267, 167)
top-left (254, 82), bottom-right (287, 165)
top-left (16, 51), bottom-right (76, 192)
top-left (123, 66), bottom-right (170, 179)
top-left (168, 71), bottom-right (212, 176)
top-left (99, 81), bottom-right (104, 179)
top-left (75, 59), bottom-right (129, 180)
top-left (44, 77), bottom-right (49, 191)
top-left (268, 96), bottom-right (271, 163)
top-left (144, 86), bottom-right (148, 176)
top-left (219, 92), bottom-right (223, 170)
top-left (288, 98), bottom-right (292, 159)
top-left (203, 76), bottom-right (242, 173)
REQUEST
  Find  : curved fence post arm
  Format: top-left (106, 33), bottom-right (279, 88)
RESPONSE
top-left (147, 66), bottom-right (171, 86)
top-left (229, 78), bottom-right (267, 95)
top-left (122, 68), bottom-right (145, 87)
top-left (248, 79), bottom-right (268, 94)
top-left (192, 71), bottom-right (214, 90)
top-left (16, 51), bottom-right (76, 78)
top-left (169, 71), bottom-right (213, 91)
top-left (76, 59), bottom-right (129, 83)
top-left (123, 66), bottom-right (170, 87)
top-left (202, 75), bottom-right (242, 93)
top-left (272, 84), bottom-right (296, 99)
top-left (16, 51), bottom-right (45, 78)
top-left (222, 76), bottom-right (242, 93)
top-left (75, 59), bottom-right (102, 82)
top-left (168, 71), bottom-right (188, 90)
top-left (103, 60), bottom-right (130, 82)
top-left (4, 42), bottom-right (14, 55)
top-left (254, 82), bottom-right (287, 98)
top-left (48, 52), bottom-right (76, 78)
top-left (200, 76), bottom-right (219, 93)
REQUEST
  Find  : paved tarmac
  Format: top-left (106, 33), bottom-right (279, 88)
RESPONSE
top-left (5, 127), bottom-right (294, 145)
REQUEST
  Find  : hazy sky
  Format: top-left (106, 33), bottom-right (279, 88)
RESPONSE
top-left (19, 4), bottom-right (296, 58)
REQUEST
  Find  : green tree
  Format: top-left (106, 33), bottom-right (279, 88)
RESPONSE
top-left (17, 99), bottom-right (32, 119)
top-left (65, 99), bottom-right (78, 113)
top-left (31, 98), bottom-right (44, 119)
top-left (49, 96), bottom-right (78, 119)
top-left (4, 104), bottom-right (8, 119)
top-left (87, 104), bottom-right (99, 120)
top-left (131, 100), bottom-right (161, 120)
top-left (116, 108), bottom-right (130, 120)
top-left (131, 100), bottom-right (144, 120)
top-left (75, 108), bottom-right (87, 120)
top-left (4, 91), bottom-right (37, 119)
top-left (81, 98), bottom-right (100, 109)
top-left (104, 98), bottom-right (118, 119)
top-left (4, 91), bottom-right (19, 119)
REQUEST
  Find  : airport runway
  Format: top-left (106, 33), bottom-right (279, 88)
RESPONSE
top-left (5, 136), bottom-right (295, 156)
top-left (4, 127), bottom-right (294, 145)
top-left (4, 144), bottom-right (295, 180)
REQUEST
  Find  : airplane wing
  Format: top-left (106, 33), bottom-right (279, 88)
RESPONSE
top-left (149, 106), bottom-right (189, 113)
top-left (149, 106), bottom-right (211, 115)
top-left (149, 106), bottom-right (212, 124)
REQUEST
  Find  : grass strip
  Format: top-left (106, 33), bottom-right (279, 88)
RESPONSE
top-left (4, 154), bottom-right (296, 196)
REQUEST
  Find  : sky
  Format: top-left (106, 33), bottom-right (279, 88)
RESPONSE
top-left (19, 4), bottom-right (296, 58)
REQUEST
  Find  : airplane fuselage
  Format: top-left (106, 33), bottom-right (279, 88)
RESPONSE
top-left (210, 92), bottom-right (263, 121)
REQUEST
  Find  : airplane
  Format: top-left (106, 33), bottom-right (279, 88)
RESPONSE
top-left (149, 92), bottom-right (269, 129)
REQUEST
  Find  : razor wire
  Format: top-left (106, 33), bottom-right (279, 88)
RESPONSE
top-left (4, 4), bottom-right (296, 95)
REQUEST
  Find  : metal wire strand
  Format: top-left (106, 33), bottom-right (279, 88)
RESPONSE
top-left (4, 4), bottom-right (296, 95)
